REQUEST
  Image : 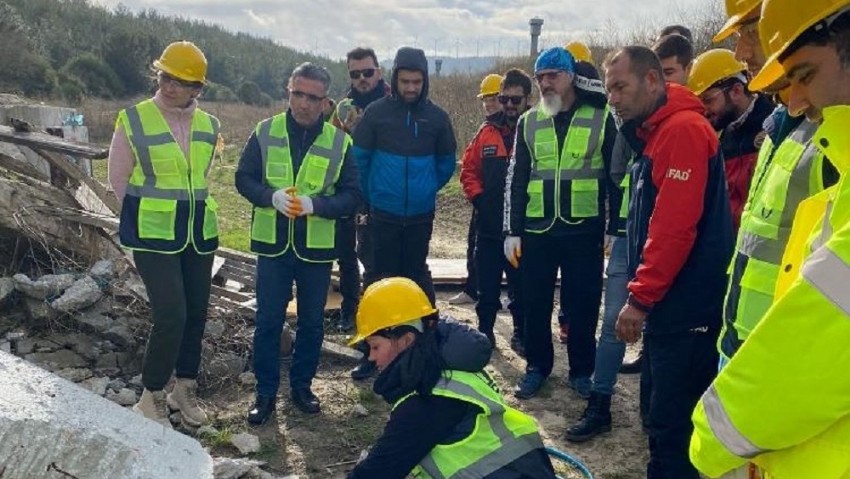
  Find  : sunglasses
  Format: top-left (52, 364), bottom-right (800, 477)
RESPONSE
top-left (158, 72), bottom-right (198, 89)
top-left (498, 95), bottom-right (525, 106)
top-left (349, 68), bottom-right (377, 80)
top-left (289, 90), bottom-right (326, 104)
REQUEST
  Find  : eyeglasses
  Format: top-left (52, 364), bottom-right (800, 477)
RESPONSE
top-left (289, 90), bottom-right (326, 104)
top-left (158, 72), bottom-right (198, 89)
top-left (349, 68), bottom-right (377, 80)
top-left (535, 71), bottom-right (563, 83)
top-left (498, 95), bottom-right (525, 105)
top-left (700, 87), bottom-right (730, 105)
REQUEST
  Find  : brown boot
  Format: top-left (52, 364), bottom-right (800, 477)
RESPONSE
top-left (133, 389), bottom-right (173, 428)
top-left (167, 379), bottom-right (208, 426)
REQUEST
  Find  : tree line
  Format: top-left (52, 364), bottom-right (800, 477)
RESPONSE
top-left (0, 0), bottom-right (350, 105)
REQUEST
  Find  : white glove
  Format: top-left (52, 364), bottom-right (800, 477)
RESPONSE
top-left (504, 236), bottom-right (522, 268)
top-left (272, 189), bottom-right (289, 215)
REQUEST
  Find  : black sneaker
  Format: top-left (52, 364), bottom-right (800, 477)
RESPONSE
top-left (247, 395), bottom-right (276, 426)
top-left (291, 388), bottom-right (321, 414)
top-left (514, 369), bottom-right (546, 399)
top-left (565, 392), bottom-right (612, 442)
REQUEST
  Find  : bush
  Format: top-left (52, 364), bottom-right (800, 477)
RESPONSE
top-left (205, 82), bottom-right (238, 102)
top-left (237, 81), bottom-right (262, 106)
top-left (57, 71), bottom-right (86, 103)
top-left (62, 53), bottom-right (124, 98)
top-left (258, 92), bottom-right (273, 107)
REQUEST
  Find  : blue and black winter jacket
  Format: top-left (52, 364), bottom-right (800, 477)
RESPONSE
top-left (352, 47), bottom-right (457, 223)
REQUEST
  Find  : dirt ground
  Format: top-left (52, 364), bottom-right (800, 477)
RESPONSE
top-left (200, 202), bottom-right (649, 479)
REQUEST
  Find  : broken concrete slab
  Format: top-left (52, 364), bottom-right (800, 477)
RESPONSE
top-left (0, 277), bottom-right (14, 307)
top-left (230, 432), bottom-right (261, 455)
top-left (89, 259), bottom-right (115, 281)
top-left (23, 298), bottom-right (59, 325)
top-left (24, 349), bottom-right (88, 371)
top-left (73, 310), bottom-right (114, 333)
top-left (0, 350), bottom-right (213, 478)
top-left (80, 376), bottom-right (110, 396)
top-left (56, 367), bottom-right (93, 382)
top-left (103, 323), bottom-right (136, 349)
top-left (51, 275), bottom-right (103, 312)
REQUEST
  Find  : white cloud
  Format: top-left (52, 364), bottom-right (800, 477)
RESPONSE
top-left (91, 0), bottom-right (722, 60)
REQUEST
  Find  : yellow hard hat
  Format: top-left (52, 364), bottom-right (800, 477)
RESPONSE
top-left (348, 277), bottom-right (437, 346)
top-left (688, 49), bottom-right (748, 96)
top-left (564, 41), bottom-right (593, 64)
top-left (478, 73), bottom-right (503, 98)
top-left (751, 0), bottom-right (850, 91)
top-left (714, 0), bottom-right (762, 42)
top-left (153, 41), bottom-right (208, 84)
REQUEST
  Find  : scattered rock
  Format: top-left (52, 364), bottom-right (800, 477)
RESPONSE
top-left (238, 372), bottom-right (257, 387)
top-left (128, 374), bottom-right (144, 389)
top-left (13, 273), bottom-right (75, 300)
top-left (120, 277), bottom-right (149, 302)
top-left (197, 425), bottom-right (220, 438)
top-left (230, 432), bottom-right (261, 455)
top-left (22, 298), bottom-right (58, 325)
top-left (169, 412), bottom-right (183, 425)
top-left (15, 337), bottom-right (37, 355)
top-left (51, 276), bottom-right (103, 312)
top-left (73, 310), bottom-right (114, 334)
top-left (103, 324), bottom-right (136, 349)
top-left (204, 352), bottom-right (246, 380)
top-left (80, 376), bottom-right (110, 396)
top-left (56, 368), bottom-right (93, 382)
top-left (107, 378), bottom-right (126, 392)
top-left (24, 349), bottom-right (88, 371)
top-left (0, 341), bottom-right (9, 353)
top-left (89, 260), bottom-right (115, 280)
top-left (352, 404), bottom-right (369, 417)
top-left (0, 277), bottom-right (15, 307)
top-left (96, 352), bottom-right (121, 369)
top-left (105, 387), bottom-right (137, 406)
top-left (213, 457), bottom-right (265, 479)
top-left (205, 320), bottom-right (225, 338)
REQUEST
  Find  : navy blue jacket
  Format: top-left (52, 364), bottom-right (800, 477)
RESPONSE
top-left (352, 47), bottom-right (457, 223)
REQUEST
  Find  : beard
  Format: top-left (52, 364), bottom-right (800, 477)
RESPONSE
top-left (540, 93), bottom-right (562, 117)
top-left (712, 108), bottom-right (738, 131)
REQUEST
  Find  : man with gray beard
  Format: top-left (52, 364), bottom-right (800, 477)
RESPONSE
top-left (504, 47), bottom-right (618, 399)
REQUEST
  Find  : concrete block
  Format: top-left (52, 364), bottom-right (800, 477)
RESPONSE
top-left (0, 350), bottom-right (213, 478)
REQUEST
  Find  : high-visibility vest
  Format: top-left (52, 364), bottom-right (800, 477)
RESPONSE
top-left (395, 370), bottom-right (545, 479)
top-left (116, 99), bottom-right (220, 254)
top-left (249, 113), bottom-right (350, 262)
top-left (690, 105), bottom-right (850, 479)
top-left (718, 118), bottom-right (831, 361)
top-left (521, 105), bottom-right (608, 233)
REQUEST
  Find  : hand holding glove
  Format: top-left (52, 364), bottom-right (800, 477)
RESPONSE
top-left (288, 196), bottom-right (314, 217)
top-left (272, 189), bottom-right (290, 216)
top-left (504, 236), bottom-right (522, 269)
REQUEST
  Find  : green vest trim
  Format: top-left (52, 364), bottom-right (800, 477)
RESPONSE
top-left (394, 370), bottom-right (543, 479)
top-left (119, 99), bottom-right (220, 253)
top-left (250, 113), bottom-right (349, 261)
top-left (721, 120), bottom-right (827, 359)
top-left (522, 105), bottom-right (607, 232)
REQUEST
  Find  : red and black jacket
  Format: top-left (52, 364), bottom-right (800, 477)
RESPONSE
top-left (719, 94), bottom-right (774, 233)
top-left (623, 84), bottom-right (734, 333)
top-left (460, 111), bottom-right (517, 239)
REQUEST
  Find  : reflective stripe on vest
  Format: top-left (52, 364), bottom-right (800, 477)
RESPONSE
top-left (119, 99), bottom-right (220, 251)
top-left (400, 371), bottom-right (543, 479)
top-left (619, 173), bottom-right (630, 221)
top-left (702, 385), bottom-right (769, 459)
top-left (522, 105), bottom-right (607, 231)
top-left (720, 120), bottom-right (825, 359)
top-left (250, 113), bottom-right (348, 259)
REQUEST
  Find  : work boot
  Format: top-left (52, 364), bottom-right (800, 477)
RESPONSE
top-left (567, 376), bottom-right (592, 399)
top-left (133, 389), bottom-right (173, 428)
top-left (558, 323), bottom-right (569, 344)
top-left (351, 357), bottom-right (377, 380)
top-left (565, 391), bottom-right (612, 443)
top-left (620, 350), bottom-right (643, 374)
top-left (247, 395), bottom-right (276, 426)
top-left (338, 310), bottom-right (355, 333)
top-left (167, 378), bottom-right (208, 427)
top-left (291, 388), bottom-right (321, 414)
top-left (514, 368), bottom-right (546, 399)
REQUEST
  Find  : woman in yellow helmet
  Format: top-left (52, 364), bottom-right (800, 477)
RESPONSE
top-left (346, 277), bottom-right (556, 479)
top-left (109, 41), bottom-right (219, 428)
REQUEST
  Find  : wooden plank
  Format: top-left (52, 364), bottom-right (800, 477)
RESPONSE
top-left (0, 125), bottom-right (108, 159)
top-left (32, 147), bottom-right (120, 214)
top-left (216, 266), bottom-right (255, 289)
top-left (217, 247), bottom-right (257, 266)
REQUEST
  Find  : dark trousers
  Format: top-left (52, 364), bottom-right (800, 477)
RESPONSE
top-left (254, 251), bottom-right (332, 395)
top-left (357, 210), bottom-right (377, 288)
top-left (463, 211), bottom-right (479, 299)
top-left (368, 216), bottom-right (436, 305)
top-left (134, 249), bottom-right (214, 391)
top-left (475, 235), bottom-right (523, 338)
top-left (643, 328), bottom-right (718, 479)
top-left (521, 232), bottom-right (603, 378)
top-left (335, 216), bottom-right (360, 316)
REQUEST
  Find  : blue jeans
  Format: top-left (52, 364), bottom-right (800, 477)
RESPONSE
top-left (253, 251), bottom-right (332, 396)
top-left (591, 236), bottom-right (629, 395)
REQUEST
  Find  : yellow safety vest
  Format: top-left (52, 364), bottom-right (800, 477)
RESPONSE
top-left (521, 104), bottom-right (608, 233)
top-left (718, 118), bottom-right (830, 361)
top-left (395, 370), bottom-right (544, 479)
top-left (690, 105), bottom-right (850, 479)
top-left (249, 113), bottom-right (350, 262)
top-left (116, 99), bottom-right (220, 254)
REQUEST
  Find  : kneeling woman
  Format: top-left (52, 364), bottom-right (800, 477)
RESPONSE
top-left (347, 277), bottom-right (556, 479)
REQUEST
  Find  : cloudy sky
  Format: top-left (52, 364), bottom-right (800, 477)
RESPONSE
top-left (92, 0), bottom-right (719, 60)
